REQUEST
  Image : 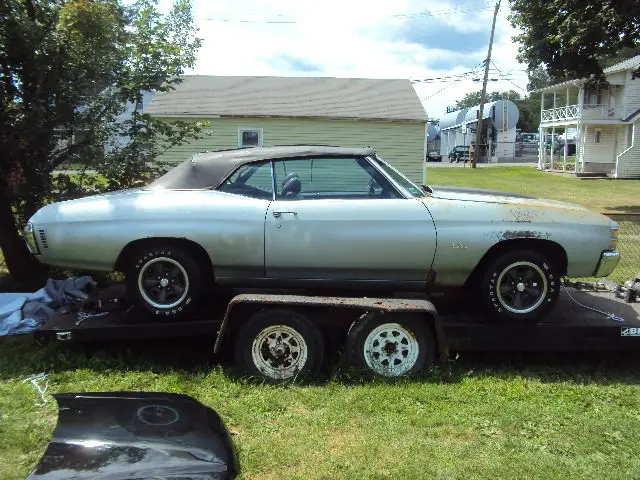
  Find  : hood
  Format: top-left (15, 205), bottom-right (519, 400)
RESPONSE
top-left (28, 392), bottom-right (238, 479)
top-left (429, 186), bottom-right (589, 212)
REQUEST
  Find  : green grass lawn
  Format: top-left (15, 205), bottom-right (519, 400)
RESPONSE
top-left (425, 166), bottom-right (640, 214)
top-left (2, 337), bottom-right (640, 479)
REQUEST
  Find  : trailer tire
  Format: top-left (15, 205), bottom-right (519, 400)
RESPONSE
top-left (234, 309), bottom-right (325, 382)
top-left (481, 249), bottom-right (559, 324)
top-left (127, 245), bottom-right (207, 320)
top-left (347, 313), bottom-right (434, 378)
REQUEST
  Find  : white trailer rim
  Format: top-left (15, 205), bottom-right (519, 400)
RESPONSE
top-left (251, 325), bottom-right (308, 380)
top-left (363, 323), bottom-right (419, 377)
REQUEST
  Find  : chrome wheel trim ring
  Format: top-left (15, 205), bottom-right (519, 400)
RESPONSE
top-left (495, 261), bottom-right (548, 314)
top-left (138, 257), bottom-right (189, 309)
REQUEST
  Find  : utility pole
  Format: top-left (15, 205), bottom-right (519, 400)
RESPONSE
top-left (472, 0), bottom-right (500, 168)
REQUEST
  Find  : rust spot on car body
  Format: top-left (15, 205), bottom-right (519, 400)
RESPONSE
top-left (502, 230), bottom-right (549, 240)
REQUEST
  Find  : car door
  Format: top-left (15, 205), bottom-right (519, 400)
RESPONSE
top-left (264, 157), bottom-right (436, 283)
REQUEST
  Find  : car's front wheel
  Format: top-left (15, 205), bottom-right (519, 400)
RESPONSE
top-left (481, 249), bottom-right (560, 324)
top-left (126, 245), bottom-right (209, 319)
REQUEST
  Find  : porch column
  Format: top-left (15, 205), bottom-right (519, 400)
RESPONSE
top-left (563, 126), bottom-right (568, 171)
top-left (538, 126), bottom-right (544, 169)
top-left (581, 124), bottom-right (588, 173)
top-left (551, 126), bottom-right (555, 169)
top-left (553, 91), bottom-right (557, 119)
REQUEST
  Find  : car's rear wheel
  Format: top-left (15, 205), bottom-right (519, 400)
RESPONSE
top-left (126, 245), bottom-right (209, 319)
top-left (481, 249), bottom-right (560, 324)
top-left (347, 313), bottom-right (434, 378)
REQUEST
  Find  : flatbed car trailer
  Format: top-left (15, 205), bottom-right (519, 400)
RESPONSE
top-left (32, 286), bottom-right (640, 381)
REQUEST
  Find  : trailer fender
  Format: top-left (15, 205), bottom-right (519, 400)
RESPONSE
top-left (213, 294), bottom-right (448, 363)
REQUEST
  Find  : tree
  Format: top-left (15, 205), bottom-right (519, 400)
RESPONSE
top-left (508, 0), bottom-right (640, 81)
top-left (0, 0), bottom-right (203, 287)
top-left (455, 90), bottom-right (522, 110)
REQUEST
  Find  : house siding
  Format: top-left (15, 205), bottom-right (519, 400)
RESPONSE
top-left (624, 70), bottom-right (640, 111)
top-left (617, 121), bottom-right (640, 178)
top-left (582, 125), bottom-right (617, 174)
top-left (154, 117), bottom-right (426, 182)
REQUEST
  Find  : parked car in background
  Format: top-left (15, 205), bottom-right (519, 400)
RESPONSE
top-left (24, 146), bottom-right (620, 324)
top-left (426, 151), bottom-right (442, 162)
top-left (449, 145), bottom-right (471, 163)
top-left (520, 132), bottom-right (539, 144)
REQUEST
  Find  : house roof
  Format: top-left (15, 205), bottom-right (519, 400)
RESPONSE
top-left (604, 55), bottom-right (640, 74)
top-left (145, 76), bottom-right (426, 122)
top-left (148, 145), bottom-right (376, 190)
top-left (535, 55), bottom-right (640, 93)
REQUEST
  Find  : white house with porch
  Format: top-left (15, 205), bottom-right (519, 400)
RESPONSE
top-left (537, 55), bottom-right (640, 178)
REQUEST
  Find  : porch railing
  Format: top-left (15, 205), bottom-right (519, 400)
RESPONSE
top-left (541, 104), bottom-right (626, 122)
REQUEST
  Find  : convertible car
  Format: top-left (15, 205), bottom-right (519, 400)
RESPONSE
top-left (24, 146), bottom-right (620, 323)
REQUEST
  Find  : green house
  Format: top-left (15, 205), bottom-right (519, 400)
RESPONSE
top-left (145, 75), bottom-right (428, 183)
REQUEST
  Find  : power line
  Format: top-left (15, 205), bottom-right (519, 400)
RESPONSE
top-left (418, 62), bottom-right (485, 101)
top-left (490, 61), bottom-right (528, 92)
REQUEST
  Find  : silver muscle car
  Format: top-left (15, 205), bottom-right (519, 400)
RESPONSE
top-left (24, 146), bottom-right (620, 323)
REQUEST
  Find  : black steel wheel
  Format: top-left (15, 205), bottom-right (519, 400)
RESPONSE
top-left (126, 245), bottom-right (209, 319)
top-left (481, 249), bottom-right (560, 324)
top-left (234, 309), bottom-right (325, 382)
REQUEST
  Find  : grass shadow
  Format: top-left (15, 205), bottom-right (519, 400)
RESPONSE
top-left (2, 333), bottom-right (640, 389)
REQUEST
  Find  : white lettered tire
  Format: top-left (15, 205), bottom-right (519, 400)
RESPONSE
top-left (481, 249), bottom-right (560, 324)
top-left (347, 313), bottom-right (434, 378)
top-left (127, 245), bottom-right (208, 319)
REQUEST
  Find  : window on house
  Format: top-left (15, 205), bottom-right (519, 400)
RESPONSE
top-left (238, 128), bottom-right (263, 148)
top-left (628, 125), bottom-right (634, 148)
top-left (594, 129), bottom-right (602, 144)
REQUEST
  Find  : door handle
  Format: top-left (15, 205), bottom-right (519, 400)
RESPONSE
top-left (273, 211), bottom-right (298, 218)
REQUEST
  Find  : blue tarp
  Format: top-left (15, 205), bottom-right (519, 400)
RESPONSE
top-left (0, 276), bottom-right (96, 336)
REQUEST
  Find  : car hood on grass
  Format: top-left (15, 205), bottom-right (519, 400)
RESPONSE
top-left (28, 392), bottom-right (238, 480)
top-left (428, 185), bottom-right (589, 212)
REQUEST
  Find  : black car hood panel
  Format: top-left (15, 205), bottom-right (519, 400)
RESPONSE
top-left (28, 392), bottom-right (238, 480)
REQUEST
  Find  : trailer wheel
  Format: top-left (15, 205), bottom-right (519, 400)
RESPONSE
top-left (234, 309), bottom-right (325, 382)
top-left (126, 245), bottom-right (208, 320)
top-left (347, 313), bottom-right (434, 378)
top-left (481, 249), bottom-right (559, 324)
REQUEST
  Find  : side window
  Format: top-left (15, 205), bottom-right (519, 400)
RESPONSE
top-left (217, 161), bottom-right (273, 200)
top-left (273, 157), bottom-right (400, 200)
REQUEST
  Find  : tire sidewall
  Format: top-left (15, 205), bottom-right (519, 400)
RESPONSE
top-left (234, 309), bottom-right (325, 382)
top-left (483, 250), bottom-right (559, 324)
top-left (347, 313), bottom-right (435, 378)
top-left (127, 246), bottom-right (205, 319)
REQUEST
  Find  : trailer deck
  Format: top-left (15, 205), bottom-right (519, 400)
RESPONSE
top-left (33, 287), bottom-right (640, 354)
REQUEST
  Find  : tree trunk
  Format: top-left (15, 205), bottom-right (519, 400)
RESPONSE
top-left (0, 187), bottom-right (47, 290)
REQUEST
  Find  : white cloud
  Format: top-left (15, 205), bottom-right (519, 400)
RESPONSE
top-left (184, 0), bottom-right (529, 119)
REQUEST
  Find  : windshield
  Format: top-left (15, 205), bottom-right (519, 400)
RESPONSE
top-left (371, 155), bottom-right (426, 198)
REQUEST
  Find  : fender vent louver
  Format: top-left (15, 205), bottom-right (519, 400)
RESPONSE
top-left (38, 229), bottom-right (49, 249)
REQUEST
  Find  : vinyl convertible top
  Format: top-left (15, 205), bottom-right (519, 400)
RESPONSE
top-left (147, 145), bottom-right (376, 190)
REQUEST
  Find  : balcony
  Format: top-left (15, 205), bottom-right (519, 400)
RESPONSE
top-left (541, 104), bottom-right (628, 124)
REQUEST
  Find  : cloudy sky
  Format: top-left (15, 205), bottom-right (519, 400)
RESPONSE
top-left (165, 0), bottom-right (529, 119)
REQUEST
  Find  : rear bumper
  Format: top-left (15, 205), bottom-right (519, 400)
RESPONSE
top-left (594, 251), bottom-right (620, 277)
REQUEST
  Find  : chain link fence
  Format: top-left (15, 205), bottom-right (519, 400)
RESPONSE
top-left (599, 214), bottom-right (640, 284)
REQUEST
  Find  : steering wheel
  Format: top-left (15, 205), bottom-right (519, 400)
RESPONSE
top-left (368, 178), bottom-right (379, 196)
